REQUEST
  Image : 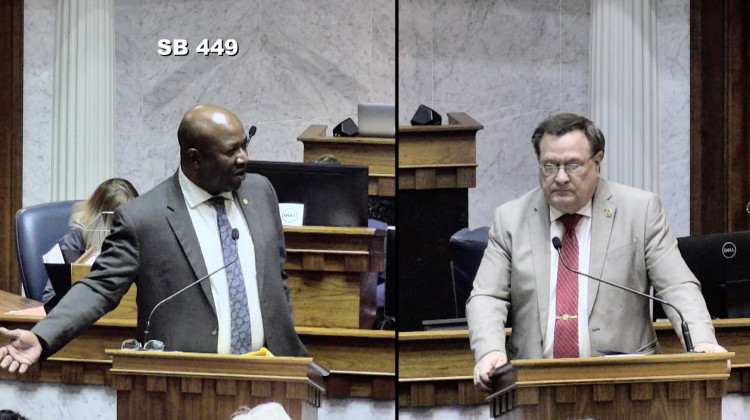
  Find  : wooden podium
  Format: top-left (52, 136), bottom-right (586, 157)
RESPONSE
top-left (489, 353), bottom-right (733, 420)
top-left (106, 350), bottom-right (324, 420)
top-left (398, 112), bottom-right (482, 191)
top-left (397, 112), bottom-right (483, 330)
top-left (297, 125), bottom-right (395, 198)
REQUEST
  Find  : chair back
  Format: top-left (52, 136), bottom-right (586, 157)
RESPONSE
top-left (450, 226), bottom-right (490, 318)
top-left (15, 200), bottom-right (79, 301)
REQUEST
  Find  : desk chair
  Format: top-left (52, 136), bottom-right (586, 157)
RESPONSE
top-left (15, 200), bottom-right (79, 301)
top-left (450, 226), bottom-right (490, 318)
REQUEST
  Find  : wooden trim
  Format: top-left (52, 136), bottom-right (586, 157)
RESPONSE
top-left (0, 0), bottom-right (24, 294)
top-left (690, 0), bottom-right (750, 233)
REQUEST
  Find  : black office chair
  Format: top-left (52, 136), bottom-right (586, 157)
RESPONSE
top-left (450, 226), bottom-right (490, 318)
top-left (15, 200), bottom-right (79, 301)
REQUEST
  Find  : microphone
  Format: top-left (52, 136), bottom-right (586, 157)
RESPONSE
top-left (552, 237), bottom-right (694, 353)
top-left (142, 228), bottom-right (240, 345)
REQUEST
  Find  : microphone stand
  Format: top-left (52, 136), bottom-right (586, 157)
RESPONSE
top-left (552, 237), bottom-right (694, 353)
top-left (143, 229), bottom-right (240, 344)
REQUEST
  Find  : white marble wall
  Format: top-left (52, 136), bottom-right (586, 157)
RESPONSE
top-left (23, 0), bottom-right (395, 204)
top-left (399, 0), bottom-right (591, 229)
top-left (657, 0), bottom-right (691, 237)
top-left (399, 0), bottom-right (691, 236)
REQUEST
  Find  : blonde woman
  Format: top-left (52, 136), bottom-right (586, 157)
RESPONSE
top-left (42, 178), bottom-right (138, 302)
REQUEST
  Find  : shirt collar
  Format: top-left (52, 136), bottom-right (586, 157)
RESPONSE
top-left (178, 166), bottom-right (233, 209)
top-left (549, 199), bottom-right (593, 222)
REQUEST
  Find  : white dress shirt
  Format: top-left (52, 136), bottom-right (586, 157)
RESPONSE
top-left (543, 201), bottom-right (592, 358)
top-left (178, 168), bottom-right (265, 353)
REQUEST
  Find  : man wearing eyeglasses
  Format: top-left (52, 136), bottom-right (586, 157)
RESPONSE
top-left (467, 113), bottom-right (727, 392)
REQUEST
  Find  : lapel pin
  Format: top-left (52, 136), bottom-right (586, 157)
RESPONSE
top-left (243, 198), bottom-right (248, 205)
top-left (604, 209), bottom-right (613, 218)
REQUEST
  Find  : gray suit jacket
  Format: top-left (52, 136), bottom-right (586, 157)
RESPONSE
top-left (33, 173), bottom-right (307, 357)
top-left (466, 178), bottom-right (717, 361)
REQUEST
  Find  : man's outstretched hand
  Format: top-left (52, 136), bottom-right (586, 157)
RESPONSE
top-left (0, 327), bottom-right (42, 374)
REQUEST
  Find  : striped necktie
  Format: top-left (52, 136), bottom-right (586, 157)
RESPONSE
top-left (553, 213), bottom-right (582, 358)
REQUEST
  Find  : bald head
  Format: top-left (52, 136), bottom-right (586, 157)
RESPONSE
top-left (178, 104), bottom-right (244, 155)
top-left (178, 104), bottom-right (249, 194)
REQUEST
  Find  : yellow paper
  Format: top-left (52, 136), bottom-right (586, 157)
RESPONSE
top-left (239, 347), bottom-right (274, 357)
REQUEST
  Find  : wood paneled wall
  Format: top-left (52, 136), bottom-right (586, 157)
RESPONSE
top-left (0, 0), bottom-right (24, 293)
top-left (691, 0), bottom-right (750, 234)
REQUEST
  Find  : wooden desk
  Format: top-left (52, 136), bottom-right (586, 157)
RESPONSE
top-left (284, 226), bottom-right (385, 329)
top-left (398, 112), bottom-right (482, 190)
top-left (297, 125), bottom-right (395, 197)
top-left (0, 290), bottom-right (395, 400)
top-left (399, 323), bottom-right (750, 408)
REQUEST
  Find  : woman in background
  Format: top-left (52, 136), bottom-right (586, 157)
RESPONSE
top-left (42, 178), bottom-right (139, 303)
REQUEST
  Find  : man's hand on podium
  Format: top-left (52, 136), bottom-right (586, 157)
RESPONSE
top-left (694, 341), bottom-right (731, 372)
top-left (473, 350), bottom-right (508, 393)
top-left (0, 327), bottom-right (42, 374)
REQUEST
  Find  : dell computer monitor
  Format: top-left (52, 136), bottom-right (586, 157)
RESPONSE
top-left (245, 161), bottom-right (368, 227)
top-left (654, 230), bottom-right (750, 320)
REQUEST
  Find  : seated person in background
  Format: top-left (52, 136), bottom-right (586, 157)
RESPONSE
top-left (41, 178), bottom-right (139, 303)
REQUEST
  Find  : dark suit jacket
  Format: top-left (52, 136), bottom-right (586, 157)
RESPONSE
top-left (32, 173), bottom-right (307, 358)
top-left (466, 178), bottom-right (717, 361)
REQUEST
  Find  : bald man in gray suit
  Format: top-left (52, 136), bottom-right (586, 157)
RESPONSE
top-left (467, 113), bottom-right (727, 392)
top-left (1, 105), bottom-right (306, 373)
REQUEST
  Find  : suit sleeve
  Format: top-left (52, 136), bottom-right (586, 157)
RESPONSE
top-left (31, 209), bottom-right (140, 358)
top-left (466, 206), bottom-right (513, 362)
top-left (644, 193), bottom-right (717, 346)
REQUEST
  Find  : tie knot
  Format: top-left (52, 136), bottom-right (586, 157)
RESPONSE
top-left (208, 196), bottom-right (226, 210)
top-left (560, 213), bottom-right (582, 232)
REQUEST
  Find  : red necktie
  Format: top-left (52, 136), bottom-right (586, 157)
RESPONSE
top-left (554, 214), bottom-right (582, 358)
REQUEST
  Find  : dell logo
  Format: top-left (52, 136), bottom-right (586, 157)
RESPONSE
top-left (281, 208), bottom-right (299, 224)
top-left (722, 242), bottom-right (737, 259)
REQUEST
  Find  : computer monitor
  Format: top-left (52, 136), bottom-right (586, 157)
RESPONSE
top-left (245, 161), bottom-right (368, 227)
top-left (653, 231), bottom-right (750, 320)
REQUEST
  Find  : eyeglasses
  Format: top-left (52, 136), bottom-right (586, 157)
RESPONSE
top-left (539, 157), bottom-right (593, 177)
top-left (121, 338), bottom-right (165, 352)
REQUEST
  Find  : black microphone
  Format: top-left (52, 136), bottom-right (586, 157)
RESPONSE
top-left (552, 237), bottom-right (694, 353)
top-left (142, 228), bottom-right (240, 345)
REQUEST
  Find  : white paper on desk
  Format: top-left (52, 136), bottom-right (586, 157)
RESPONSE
top-left (42, 243), bottom-right (65, 263)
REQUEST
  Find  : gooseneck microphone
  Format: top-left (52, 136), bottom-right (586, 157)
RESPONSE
top-left (552, 237), bottom-right (694, 353)
top-left (143, 229), bottom-right (240, 344)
